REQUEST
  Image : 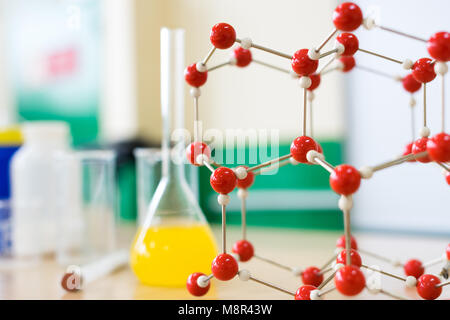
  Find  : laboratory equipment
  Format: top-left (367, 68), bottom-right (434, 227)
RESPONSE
top-left (0, 127), bottom-right (22, 256)
top-left (130, 28), bottom-right (217, 287)
top-left (184, 2), bottom-right (450, 300)
top-left (61, 249), bottom-right (128, 292)
top-left (134, 148), bottom-right (162, 226)
top-left (56, 150), bottom-right (117, 266)
top-left (134, 147), bottom-right (199, 226)
top-left (11, 121), bottom-right (71, 257)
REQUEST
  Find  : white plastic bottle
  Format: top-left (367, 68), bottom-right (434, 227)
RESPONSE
top-left (11, 121), bottom-right (71, 258)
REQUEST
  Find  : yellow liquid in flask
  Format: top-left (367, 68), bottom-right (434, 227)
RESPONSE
top-left (130, 223), bottom-right (217, 287)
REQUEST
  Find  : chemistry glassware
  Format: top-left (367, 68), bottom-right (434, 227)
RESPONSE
top-left (130, 28), bottom-right (217, 287)
top-left (134, 147), bottom-right (199, 226)
top-left (11, 121), bottom-right (71, 258)
top-left (56, 150), bottom-right (117, 266)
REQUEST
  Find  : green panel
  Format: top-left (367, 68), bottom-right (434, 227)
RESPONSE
top-left (199, 141), bottom-right (344, 230)
top-left (118, 161), bottom-right (137, 221)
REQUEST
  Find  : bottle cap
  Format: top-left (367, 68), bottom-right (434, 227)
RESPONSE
top-left (22, 121), bottom-right (70, 148)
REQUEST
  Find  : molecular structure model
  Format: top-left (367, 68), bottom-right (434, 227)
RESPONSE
top-left (184, 2), bottom-right (450, 300)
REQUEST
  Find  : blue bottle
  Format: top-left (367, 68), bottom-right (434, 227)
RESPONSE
top-left (0, 128), bottom-right (22, 256)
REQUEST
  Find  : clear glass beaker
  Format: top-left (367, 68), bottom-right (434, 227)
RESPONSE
top-left (134, 147), bottom-right (199, 227)
top-left (134, 148), bottom-right (161, 227)
top-left (130, 28), bottom-right (217, 287)
top-left (56, 150), bottom-right (117, 266)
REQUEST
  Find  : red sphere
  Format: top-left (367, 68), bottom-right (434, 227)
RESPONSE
top-left (446, 243), bottom-right (450, 260)
top-left (211, 253), bottom-right (239, 281)
top-left (236, 166), bottom-right (255, 189)
top-left (210, 167), bottom-right (237, 194)
top-left (412, 137), bottom-right (432, 163)
top-left (336, 235), bottom-right (358, 250)
top-left (336, 33), bottom-right (359, 56)
top-left (290, 136), bottom-right (319, 164)
top-left (317, 143), bottom-right (323, 154)
top-left (334, 265), bottom-right (365, 296)
top-left (402, 142), bottom-right (416, 162)
top-left (446, 172), bottom-right (450, 186)
top-left (336, 249), bottom-right (362, 268)
top-left (294, 285), bottom-right (317, 300)
top-left (333, 2), bottom-right (363, 32)
top-left (186, 142), bottom-right (211, 166)
top-left (210, 23), bottom-right (236, 49)
top-left (427, 132), bottom-right (450, 162)
top-left (402, 74), bottom-right (422, 93)
top-left (427, 31), bottom-right (450, 62)
top-left (301, 267), bottom-right (323, 287)
top-left (339, 56), bottom-right (356, 73)
top-left (308, 73), bottom-right (321, 91)
top-left (184, 63), bottom-right (208, 87)
top-left (329, 164), bottom-right (361, 195)
top-left (233, 47), bottom-right (252, 67)
top-left (417, 274), bottom-right (442, 300)
top-left (291, 49), bottom-right (319, 76)
top-left (186, 272), bottom-right (210, 296)
top-left (404, 259), bottom-right (425, 278)
top-left (412, 58), bottom-right (436, 83)
top-left (232, 239), bottom-right (254, 262)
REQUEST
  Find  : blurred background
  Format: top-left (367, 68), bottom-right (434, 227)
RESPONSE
top-left (0, 0), bottom-right (448, 245)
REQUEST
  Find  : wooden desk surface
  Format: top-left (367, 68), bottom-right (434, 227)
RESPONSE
top-left (0, 225), bottom-right (448, 300)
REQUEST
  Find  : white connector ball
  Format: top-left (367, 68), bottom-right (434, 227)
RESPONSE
top-left (338, 195), bottom-right (353, 211)
top-left (291, 267), bottom-right (303, 276)
top-left (334, 42), bottom-right (345, 57)
top-left (308, 48), bottom-right (321, 60)
top-left (363, 17), bottom-right (375, 30)
top-left (195, 154), bottom-right (209, 166)
top-left (237, 188), bottom-right (249, 199)
top-left (229, 56), bottom-right (237, 66)
top-left (402, 59), bottom-right (414, 70)
top-left (217, 194), bottom-right (230, 206)
top-left (336, 60), bottom-right (345, 71)
top-left (238, 269), bottom-right (251, 281)
top-left (196, 62), bottom-right (207, 72)
top-left (240, 37), bottom-right (252, 50)
top-left (299, 76), bottom-right (312, 89)
top-left (235, 166), bottom-right (248, 180)
top-left (306, 150), bottom-right (324, 165)
top-left (290, 157), bottom-right (300, 165)
top-left (289, 70), bottom-right (299, 79)
top-left (231, 252), bottom-right (240, 262)
top-left (190, 87), bottom-right (201, 98)
top-left (310, 290), bottom-right (322, 300)
top-left (359, 166), bottom-right (373, 179)
top-left (334, 263), bottom-right (345, 271)
top-left (419, 126), bottom-right (430, 138)
top-left (435, 62), bottom-right (448, 75)
top-left (197, 275), bottom-right (210, 288)
top-left (366, 283), bottom-right (381, 294)
top-left (405, 276), bottom-right (417, 288)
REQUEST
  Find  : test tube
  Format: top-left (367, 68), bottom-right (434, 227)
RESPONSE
top-left (56, 150), bottom-right (117, 266)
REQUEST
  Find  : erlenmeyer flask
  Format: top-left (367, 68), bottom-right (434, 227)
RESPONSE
top-left (130, 28), bottom-right (217, 287)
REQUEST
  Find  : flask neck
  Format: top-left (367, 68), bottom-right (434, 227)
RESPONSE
top-left (162, 151), bottom-right (186, 183)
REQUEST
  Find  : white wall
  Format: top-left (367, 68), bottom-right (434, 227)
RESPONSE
top-left (0, 0), bottom-right (14, 126)
top-left (347, 0), bottom-right (450, 234)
